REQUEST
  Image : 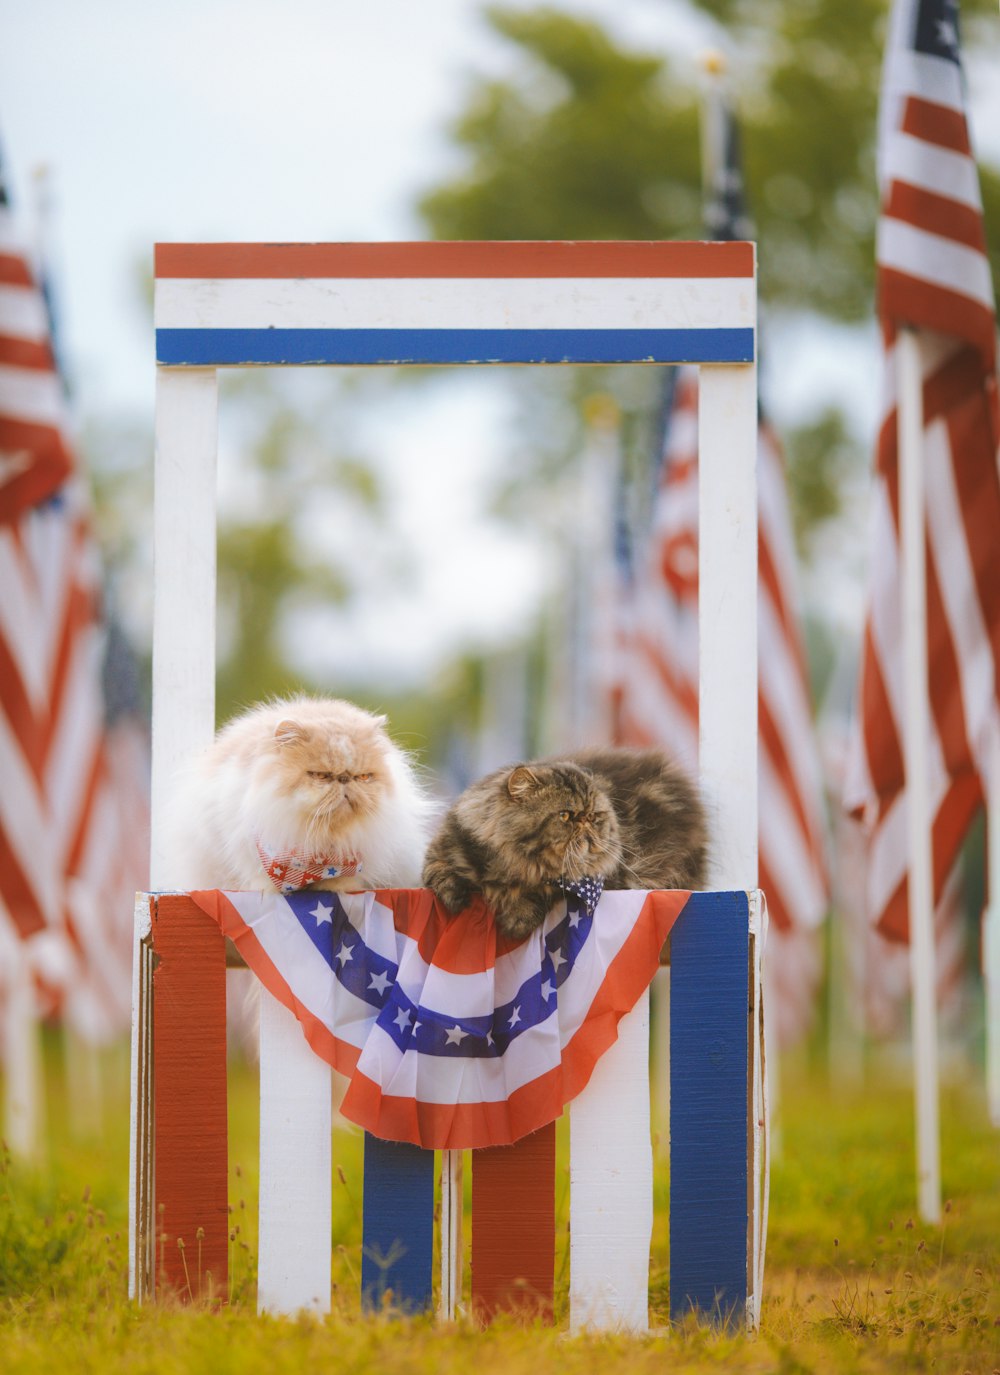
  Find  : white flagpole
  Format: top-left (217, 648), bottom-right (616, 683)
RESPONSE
top-left (896, 326), bottom-right (941, 1222)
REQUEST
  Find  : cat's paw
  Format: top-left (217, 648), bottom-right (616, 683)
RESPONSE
top-left (424, 869), bottom-right (476, 915)
top-left (490, 891), bottom-right (551, 941)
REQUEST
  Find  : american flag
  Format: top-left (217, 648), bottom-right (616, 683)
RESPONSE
top-left (843, 0), bottom-right (1000, 942)
top-left (0, 149), bottom-right (149, 1039)
top-left (190, 884), bottom-right (688, 1149)
top-left (617, 96), bottom-right (829, 1042)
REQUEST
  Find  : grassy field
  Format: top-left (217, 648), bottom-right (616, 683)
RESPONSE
top-left (1, 1043), bottom-right (998, 1374)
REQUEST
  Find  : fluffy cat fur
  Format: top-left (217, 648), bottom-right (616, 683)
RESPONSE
top-left (422, 746), bottom-right (706, 939)
top-left (165, 696), bottom-right (435, 892)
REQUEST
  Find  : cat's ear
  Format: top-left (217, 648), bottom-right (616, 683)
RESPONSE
top-left (507, 765), bottom-right (540, 798)
top-left (274, 719), bottom-right (307, 746)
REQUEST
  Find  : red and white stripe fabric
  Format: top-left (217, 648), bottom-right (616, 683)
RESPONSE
top-left (843, 0), bottom-right (1000, 942)
top-left (0, 212), bottom-right (73, 521)
top-left (0, 188), bottom-right (149, 1039)
top-left (617, 368), bottom-right (829, 1043)
top-left (191, 885), bottom-right (687, 1149)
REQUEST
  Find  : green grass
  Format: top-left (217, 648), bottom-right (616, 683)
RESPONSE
top-left (1, 1046), bottom-right (998, 1374)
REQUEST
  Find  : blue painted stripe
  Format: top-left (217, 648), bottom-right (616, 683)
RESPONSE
top-left (361, 1133), bottom-right (435, 1314)
top-left (669, 890), bottom-right (749, 1330)
top-left (156, 326), bottom-right (755, 367)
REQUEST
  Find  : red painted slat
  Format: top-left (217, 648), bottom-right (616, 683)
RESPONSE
top-left (471, 1122), bottom-right (555, 1323)
top-left (152, 894), bottom-right (229, 1302)
top-left (154, 240), bottom-right (754, 281)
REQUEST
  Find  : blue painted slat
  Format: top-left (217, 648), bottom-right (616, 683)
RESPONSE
top-left (361, 1133), bottom-right (435, 1314)
top-left (155, 326), bottom-right (755, 368)
top-left (669, 890), bottom-right (749, 1329)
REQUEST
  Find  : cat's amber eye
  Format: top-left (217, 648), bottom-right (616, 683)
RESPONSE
top-left (308, 770), bottom-right (335, 782)
top-left (355, 773), bottom-right (373, 783)
top-left (559, 810), bottom-right (573, 822)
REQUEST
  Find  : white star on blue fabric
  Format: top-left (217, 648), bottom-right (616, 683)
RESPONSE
top-left (509, 1005), bottom-right (522, 1028)
top-left (393, 1007), bottom-right (412, 1032)
top-left (541, 981), bottom-right (554, 1001)
top-left (445, 1024), bottom-right (468, 1045)
top-left (368, 970), bottom-right (391, 996)
top-left (310, 900), bottom-right (333, 925)
top-left (550, 947), bottom-right (566, 971)
top-left (335, 941), bottom-right (354, 966)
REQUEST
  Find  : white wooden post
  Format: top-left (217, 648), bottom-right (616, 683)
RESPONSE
top-left (257, 990), bottom-right (332, 1315)
top-left (150, 367), bottom-right (218, 887)
top-left (569, 989), bottom-right (652, 1333)
top-left (897, 327), bottom-right (941, 1221)
top-left (697, 361), bottom-right (759, 888)
top-left (439, 1150), bottom-right (464, 1319)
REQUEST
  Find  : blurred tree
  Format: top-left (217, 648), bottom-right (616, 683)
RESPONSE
top-left (420, 1), bottom-right (999, 322)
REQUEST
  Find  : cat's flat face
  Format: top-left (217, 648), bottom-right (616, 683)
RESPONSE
top-left (488, 763), bottom-right (621, 884)
top-left (262, 711), bottom-right (393, 833)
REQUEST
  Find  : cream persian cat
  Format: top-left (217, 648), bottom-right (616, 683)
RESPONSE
top-left (164, 695), bottom-right (435, 893)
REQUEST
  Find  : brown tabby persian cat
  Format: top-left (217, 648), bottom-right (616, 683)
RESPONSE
top-left (422, 746), bottom-right (707, 938)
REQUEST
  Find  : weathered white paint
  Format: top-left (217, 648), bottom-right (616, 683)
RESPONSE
top-left (155, 276), bottom-right (756, 334)
top-left (257, 989), bottom-right (332, 1315)
top-left (569, 990), bottom-right (651, 1334)
top-left (897, 328), bottom-right (941, 1222)
top-left (439, 1150), bottom-right (464, 1320)
top-left (150, 367), bottom-right (218, 889)
top-left (650, 966), bottom-right (670, 1136)
top-left (697, 361), bottom-right (759, 888)
top-left (128, 892), bottom-right (154, 1300)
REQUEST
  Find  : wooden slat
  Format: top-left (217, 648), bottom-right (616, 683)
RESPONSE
top-left (669, 891), bottom-right (749, 1328)
top-left (439, 1149), bottom-right (464, 1320)
top-left (361, 1134), bottom-right (435, 1313)
top-left (569, 990), bottom-right (651, 1333)
top-left (257, 990), bottom-right (332, 1315)
top-left (152, 894), bottom-right (228, 1302)
top-left (471, 1122), bottom-right (555, 1323)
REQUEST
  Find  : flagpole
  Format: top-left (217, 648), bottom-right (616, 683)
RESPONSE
top-left (896, 325), bottom-right (941, 1223)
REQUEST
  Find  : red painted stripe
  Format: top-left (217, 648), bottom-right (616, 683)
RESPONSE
top-left (471, 1122), bottom-right (555, 1323)
top-left (155, 240), bottom-right (755, 281)
top-left (152, 895), bottom-right (229, 1302)
top-left (901, 96), bottom-right (971, 156)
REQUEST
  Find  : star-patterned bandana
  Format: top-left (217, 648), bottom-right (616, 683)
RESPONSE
top-left (255, 839), bottom-right (362, 895)
top-left (555, 875), bottom-right (605, 917)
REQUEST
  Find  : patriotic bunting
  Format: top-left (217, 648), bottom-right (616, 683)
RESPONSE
top-left (190, 886), bottom-right (689, 1149)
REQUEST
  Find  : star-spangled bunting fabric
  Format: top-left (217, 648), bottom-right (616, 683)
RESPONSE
top-left (190, 885), bottom-right (688, 1149)
top-left (843, 0), bottom-right (1000, 940)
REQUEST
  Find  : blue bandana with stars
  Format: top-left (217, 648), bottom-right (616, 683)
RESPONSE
top-left (556, 875), bottom-right (605, 917)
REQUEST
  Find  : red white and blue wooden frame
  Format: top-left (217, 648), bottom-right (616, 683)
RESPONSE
top-left (132, 240), bottom-right (762, 1333)
top-left (154, 241), bottom-right (755, 368)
